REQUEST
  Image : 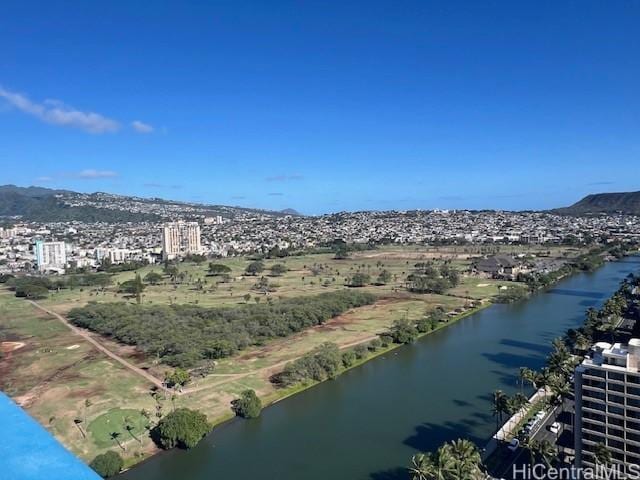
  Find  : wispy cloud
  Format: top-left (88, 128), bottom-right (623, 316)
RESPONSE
top-left (0, 86), bottom-right (120, 133)
top-left (143, 182), bottom-right (182, 189)
top-left (131, 120), bottom-right (154, 133)
top-left (77, 169), bottom-right (119, 179)
top-left (268, 192), bottom-right (284, 196)
top-left (266, 174), bottom-right (304, 182)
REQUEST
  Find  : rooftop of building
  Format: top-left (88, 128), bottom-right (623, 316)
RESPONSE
top-left (580, 338), bottom-right (640, 372)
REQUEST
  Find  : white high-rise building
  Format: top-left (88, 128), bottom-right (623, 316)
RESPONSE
top-left (574, 339), bottom-right (640, 471)
top-left (35, 240), bottom-right (67, 272)
top-left (161, 221), bottom-right (202, 260)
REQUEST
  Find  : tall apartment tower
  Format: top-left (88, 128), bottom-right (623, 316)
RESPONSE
top-left (35, 240), bottom-right (67, 272)
top-left (161, 221), bottom-right (201, 260)
top-left (574, 339), bottom-right (640, 470)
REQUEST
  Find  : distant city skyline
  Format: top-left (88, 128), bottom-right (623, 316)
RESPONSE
top-left (1, 1), bottom-right (639, 214)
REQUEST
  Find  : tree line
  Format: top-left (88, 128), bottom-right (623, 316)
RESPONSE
top-left (67, 290), bottom-right (377, 367)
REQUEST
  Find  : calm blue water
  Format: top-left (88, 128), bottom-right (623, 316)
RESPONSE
top-left (121, 257), bottom-right (640, 480)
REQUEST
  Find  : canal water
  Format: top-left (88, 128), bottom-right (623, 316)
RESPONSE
top-left (120, 257), bottom-right (639, 480)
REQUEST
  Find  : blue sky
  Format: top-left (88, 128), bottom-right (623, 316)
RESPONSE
top-left (1, 1), bottom-right (639, 214)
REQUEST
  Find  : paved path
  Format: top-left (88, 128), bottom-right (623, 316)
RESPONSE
top-left (28, 300), bottom-right (172, 393)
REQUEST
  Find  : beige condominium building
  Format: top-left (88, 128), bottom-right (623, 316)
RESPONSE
top-left (574, 339), bottom-right (640, 471)
top-left (161, 221), bottom-right (202, 260)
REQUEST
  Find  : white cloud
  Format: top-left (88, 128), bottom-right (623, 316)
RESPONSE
top-left (0, 86), bottom-right (120, 134)
top-left (131, 120), bottom-right (154, 133)
top-left (77, 169), bottom-right (119, 179)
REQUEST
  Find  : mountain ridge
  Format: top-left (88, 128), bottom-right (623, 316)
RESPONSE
top-left (0, 185), bottom-right (300, 222)
top-left (553, 191), bottom-right (640, 216)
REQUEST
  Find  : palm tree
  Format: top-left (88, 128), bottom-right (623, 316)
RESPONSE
top-left (549, 375), bottom-right (571, 421)
top-left (110, 431), bottom-right (125, 451)
top-left (84, 399), bottom-right (92, 427)
top-left (73, 417), bottom-right (86, 439)
top-left (431, 446), bottom-right (455, 480)
top-left (409, 453), bottom-right (434, 480)
top-left (123, 415), bottom-right (141, 443)
top-left (522, 438), bottom-right (538, 466)
top-left (408, 445), bottom-right (454, 480)
top-left (446, 439), bottom-right (482, 480)
top-left (492, 390), bottom-right (509, 430)
top-left (519, 367), bottom-right (530, 395)
top-left (140, 409), bottom-right (151, 429)
top-left (593, 442), bottom-right (612, 467)
top-left (509, 393), bottom-right (530, 414)
top-left (536, 439), bottom-right (557, 467)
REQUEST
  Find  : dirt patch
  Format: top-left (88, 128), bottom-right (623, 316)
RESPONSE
top-left (68, 385), bottom-right (107, 399)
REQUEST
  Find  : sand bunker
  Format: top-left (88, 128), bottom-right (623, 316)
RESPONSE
top-left (0, 341), bottom-right (26, 353)
top-left (66, 344), bottom-right (81, 350)
top-left (476, 283), bottom-right (490, 287)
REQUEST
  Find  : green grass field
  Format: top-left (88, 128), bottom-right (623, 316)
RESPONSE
top-left (0, 244), bottom-right (585, 466)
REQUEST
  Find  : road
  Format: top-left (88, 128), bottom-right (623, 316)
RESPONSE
top-left (494, 398), bottom-right (574, 479)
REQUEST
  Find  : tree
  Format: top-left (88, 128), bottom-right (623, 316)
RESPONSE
top-left (408, 439), bottom-right (484, 480)
top-left (109, 431), bottom-right (124, 451)
top-left (245, 261), bottom-right (265, 276)
top-left (118, 274), bottom-right (145, 304)
top-left (518, 367), bottom-right (529, 395)
top-left (334, 245), bottom-right (349, 260)
top-left (341, 350), bottom-right (356, 367)
top-left (208, 263), bottom-right (232, 276)
top-left (123, 415), bottom-right (141, 443)
top-left (269, 263), bottom-right (288, 276)
top-left (231, 389), bottom-right (262, 419)
top-left (349, 272), bottom-right (371, 287)
top-left (446, 439), bottom-right (483, 480)
top-left (492, 390), bottom-right (509, 430)
top-left (144, 271), bottom-right (163, 285)
top-left (376, 269), bottom-right (392, 285)
top-left (90, 451), bottom-right (124, 478)
top-left (164, 368), bottom-right (191, 388)
top-left (593, 442), bottom-right (612, 467)
top-left (84, 398), bottom-right (92, 427)
top-left (388, 318), bottom-right (418, 344)
top-left (152, 408), bottom-right (211, 449)
top-left (18, 284), bottom-right (49, 300)
top-left (536, 439), bottom-right (557, 468)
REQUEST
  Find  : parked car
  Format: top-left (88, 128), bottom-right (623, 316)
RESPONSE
top-left (549, 422), bottom-right (561, 434)
top-left (508, 438), bottom-right (520, 452)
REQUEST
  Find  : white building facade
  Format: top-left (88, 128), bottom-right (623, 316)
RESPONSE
top-left (35, 240), bottom-right (67, 272)
top-left (574, 339), bottom-right (640, 470)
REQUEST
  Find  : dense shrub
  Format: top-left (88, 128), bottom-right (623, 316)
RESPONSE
top-left (271, 342), bottom-right (342, 387)
top-left (68, 290), bottom-right (377, 367)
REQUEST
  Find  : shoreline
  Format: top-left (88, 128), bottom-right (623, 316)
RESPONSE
top-left (120, 301), bottom-right (493, 472)
top-left (118, 259), bottom-right (594, 471)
